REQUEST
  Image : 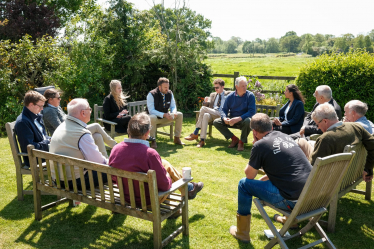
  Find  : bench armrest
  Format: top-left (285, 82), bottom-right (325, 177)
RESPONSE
top-left (158, 178), bottom-right (192, 197)
top-left (96, 118), bottom-right (117, 126)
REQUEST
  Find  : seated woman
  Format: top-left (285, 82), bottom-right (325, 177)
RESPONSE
top-left (103, 80), bottom-right (132, 133)
top-left (43, 88), bottom-right (116, 157)
top-left (273, 84), bottom-right (305, 135)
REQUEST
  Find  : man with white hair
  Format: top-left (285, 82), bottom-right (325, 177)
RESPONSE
top-left (213, 76), bottom-right (256, 151)
top-left (290, 85), bottom-right (342, 140)
top-left (50, 98), bottom-right (109, 190)
top-left (301, 103), bottom-right (374, 182)
top-left (344, 100), bottom-right (373, 134)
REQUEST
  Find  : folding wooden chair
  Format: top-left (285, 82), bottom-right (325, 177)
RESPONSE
top-left (254, 151), bottom-right (355, 249)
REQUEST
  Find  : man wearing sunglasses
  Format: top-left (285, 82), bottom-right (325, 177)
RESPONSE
top-left (15, 90), bottom-right (51, 168)
top-left (184, 78), bottom-right (228, 147)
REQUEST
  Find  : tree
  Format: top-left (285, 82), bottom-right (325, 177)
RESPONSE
top-left (368, 29), bottom-right (374, 42)
top-left (334, 33), bottom-right (354, 52)
top-left (280, 35), bottom-right (301, 53)
top-left (266, 38), bottom-right (279, 53)
top-left (354, 35), bottom-right (365, 49)
top-left (314, 33), bottom-right (325, 46)
top-left (365, 35), bottom-right (373, 52)
top-left (282, 31), bottom-right (297, 38)
top-left (301, 34), bottom-right (314, 54)
top-left (242, 41), bottom-right (252, 53)
top-left (0, 0), bottom-right (60, 42)
top-left (226, 40), bottom-right (237, 53)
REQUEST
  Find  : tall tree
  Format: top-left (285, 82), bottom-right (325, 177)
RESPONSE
top-left (266, 38), bottom-right (279, 53)
top-left (242, 41), bottom-right (252, 53)
top-left (0, 0), bottom-right (60, 42)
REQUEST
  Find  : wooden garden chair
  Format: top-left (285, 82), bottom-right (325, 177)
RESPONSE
top-left (254, 151), bottom-right (355, 249)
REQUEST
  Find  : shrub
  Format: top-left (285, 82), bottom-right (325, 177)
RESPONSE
top-left (296, 50), bottom-right (374, 121)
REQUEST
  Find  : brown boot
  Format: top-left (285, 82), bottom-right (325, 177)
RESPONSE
top-left (174, 136), bottom-right (185, 145)
top-left (229, 213), bottom-right (251, 243)
top-left (228, 138), bottom-right (239, 148)
top-left (197, 140), bottom-right (205, 148)
top-left (151, 141), bottom-right (157, 149)
top-left (237, 141), bottom-right (244, 151)
top-left (184, 133), bottom-right (199, 141)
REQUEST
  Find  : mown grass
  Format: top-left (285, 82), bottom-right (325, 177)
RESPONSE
top-left (0, 118), bottom-right (373, 248)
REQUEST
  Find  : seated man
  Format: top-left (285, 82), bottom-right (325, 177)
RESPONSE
top-left (15, 90), bottom-right (50, 168)
top-left (344, 100), bottom-right (373, 134)
top-left (146, 77), bottom-right (184, 149)
top-left (50, 98), bottom-right (109, 190)
top-left (109, 113), bottom-right (204, 209)
top-left (184, 78), bottom-right (228, 147)
top-left (298, 103), bottom-right (374, 183)
top-left (229, 113), bottom-right (312, 243)
top-left (213, 76), bottom-right (256, 151)
top-left (290, 85), bottom-right (342, 140)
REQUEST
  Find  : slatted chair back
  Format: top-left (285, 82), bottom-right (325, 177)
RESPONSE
top-left (256, 104), bottom-right (280, 118)
top-left (291, 152), bottom-right (355, 217)
top-left (28, 145), bottom-right (189, 248)
top-left (127, 100), bottom-right (147, 116)
top-left (342, 143), bottom-right (367, 191)
top-left (6, 121), bottom-right (32, 200)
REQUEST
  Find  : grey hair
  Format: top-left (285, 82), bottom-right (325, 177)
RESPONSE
top-left (235, 76), bottom-right (248, 86)
top-left (67, 98), bottom-right (89, 118)
top-left (315, 85), bottom-right (332, 100)
top-left (127, 113), bottom-right (151, 139)
top-left (250, 113), bottom-right (272, 133)
top-left (345, 100), bottom-right (368, 117)
top-left (311, 102), bottom-right (338, 121)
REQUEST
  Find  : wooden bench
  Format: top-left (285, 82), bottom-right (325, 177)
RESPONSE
top-left (27, 145), bottom-right (191, 249)
top-left (194, 104), bottom-right (280, 137)
top-left (6, 121), bottom-right (53, 200)
top-left (318, 142), bottom-right (372, 232)
top-left (94, 100), bottom-right (173, 139)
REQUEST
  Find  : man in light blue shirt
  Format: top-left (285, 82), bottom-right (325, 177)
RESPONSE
top-left (184, 79), bottom-right (228, 148)
top-left (344, 100), bottom-right (373, 134)
top-left (146, 77), bottom-right (184, 149)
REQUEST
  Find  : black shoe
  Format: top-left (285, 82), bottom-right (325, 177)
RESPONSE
top-left (188, 182), bottom-right (204, 200)
top-left (146, 136), bottom-right (156, 142)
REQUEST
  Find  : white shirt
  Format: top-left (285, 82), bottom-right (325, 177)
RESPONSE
top-left (213, 92), bottom-right (226, 112)
top-left (284, 104), bottom-right (290, 122)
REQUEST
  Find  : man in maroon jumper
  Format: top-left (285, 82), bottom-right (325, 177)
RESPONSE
top-left (109, 113), bottom-right (204, 208)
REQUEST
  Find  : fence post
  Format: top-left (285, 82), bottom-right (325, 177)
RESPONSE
top-left (233, 72), bottom-right (239, 90)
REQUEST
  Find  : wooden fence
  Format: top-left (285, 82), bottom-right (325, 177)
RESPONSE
top-left (213, 72), bottom-right (296, 93)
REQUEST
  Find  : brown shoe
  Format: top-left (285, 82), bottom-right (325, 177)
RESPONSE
top-left (228, 138), bottom-right (239, 148)
top-left (237, 142), bottom-right (244, 151)
top-left (174, 136), bottom-right (185, 145)
top-left (229, 213), bottom-right (251, 243)
top-left (184, 133), bottom-right (199, 141)
top-left (151, 141), bottom-right (157, 149)
top-left (197, 140), bottom-right (205, 148)
top-left (188, 182), bottom-right (204, 199)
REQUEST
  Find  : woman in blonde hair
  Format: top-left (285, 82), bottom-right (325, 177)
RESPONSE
top-left (103, 80), bottom-right (132, 133)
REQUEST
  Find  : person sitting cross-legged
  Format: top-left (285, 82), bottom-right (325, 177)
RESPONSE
top-left (109, 113), bottom-right (204, 214)
top-left (213, 76), bottom-right (256, 151)
top-left (229, 113), bottom-right (312, 243)
top-left (184, 78), bottom-right (228, 147)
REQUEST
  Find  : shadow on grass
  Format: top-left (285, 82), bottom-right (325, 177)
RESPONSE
top-left (14, 202), bottom-right (202, 248)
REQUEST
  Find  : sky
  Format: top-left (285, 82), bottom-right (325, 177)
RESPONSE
top-left (97, 0), bottom-right (374, 41)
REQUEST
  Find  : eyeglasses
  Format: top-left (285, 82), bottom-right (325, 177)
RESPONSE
top-left (82, 107), bottom-right (92, 112)
top-left (316, 119), bottom-right (324, 125)
top-left (214, 87), bottom-right (220, 89)
top-left (34, 103), bottom-right (44, 108)
top-left (54, 97), bottom-right (61, 100)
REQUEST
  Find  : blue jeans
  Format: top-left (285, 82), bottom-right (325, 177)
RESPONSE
top-left (237, 178), bottom-right (296, 216)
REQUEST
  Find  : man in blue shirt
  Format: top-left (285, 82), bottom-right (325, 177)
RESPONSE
top-left (15, 90), bottom-right (50, 168)
top-left (344, 100), bottom-right (373, 134)
top-left (213, 76), bottom-right (256, 151)
top-left (146, 77), bottom-right (184, 149)
top-left (184, 78), bottom-right (228, 148)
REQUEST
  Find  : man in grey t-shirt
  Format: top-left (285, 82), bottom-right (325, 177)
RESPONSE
top-left (229, 113), bottom-right (312, 243)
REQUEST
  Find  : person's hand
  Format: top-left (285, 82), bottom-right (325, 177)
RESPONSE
top-left (229, 117), bottom-right (241, 126)
top-left (363, 171), bottom-right (373, 182)
top-left (252, 134), bottom-right (259, 145)
top-left (259, 175), bottom-right (269, 181)
top-left (164, 113), bottom-right (173, 121)
top-left (274, 118), bottom-right (282, 126)
top-left (299, 126), bottom-right (305, 136)
top-left (224, 118), bottom-right (230, 125)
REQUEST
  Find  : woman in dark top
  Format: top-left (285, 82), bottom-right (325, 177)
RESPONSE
top-left (103, 80), bottom-right (132, 133)
top-left (273, 84), bottom-right (305, 135)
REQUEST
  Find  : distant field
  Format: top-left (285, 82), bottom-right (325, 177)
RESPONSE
top-left (205, 54), bottom-right (315, 90)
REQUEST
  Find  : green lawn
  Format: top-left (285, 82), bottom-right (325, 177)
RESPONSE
top-left (0, 118), bottom-right (373, 248)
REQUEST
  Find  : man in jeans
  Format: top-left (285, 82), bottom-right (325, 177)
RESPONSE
top-left (229, 113), bottom-right (312, 243)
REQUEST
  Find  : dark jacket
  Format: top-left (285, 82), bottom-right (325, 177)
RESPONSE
top-left (304, 98), bottom-right (342, 136)
top-left (15, 106), bottom-right (50, 166)
top-left (278, 99), bottom-right (305, 133)
top-left (102, 94), bottom-right (128, 131)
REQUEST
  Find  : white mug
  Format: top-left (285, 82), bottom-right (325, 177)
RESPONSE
top-left (182, 167), bottom-right (192, 179)
top-left (204, 96), bottom-right (209, 102)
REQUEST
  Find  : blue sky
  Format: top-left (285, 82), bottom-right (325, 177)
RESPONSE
top-left (98, 0), bottom-right (374, 41)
